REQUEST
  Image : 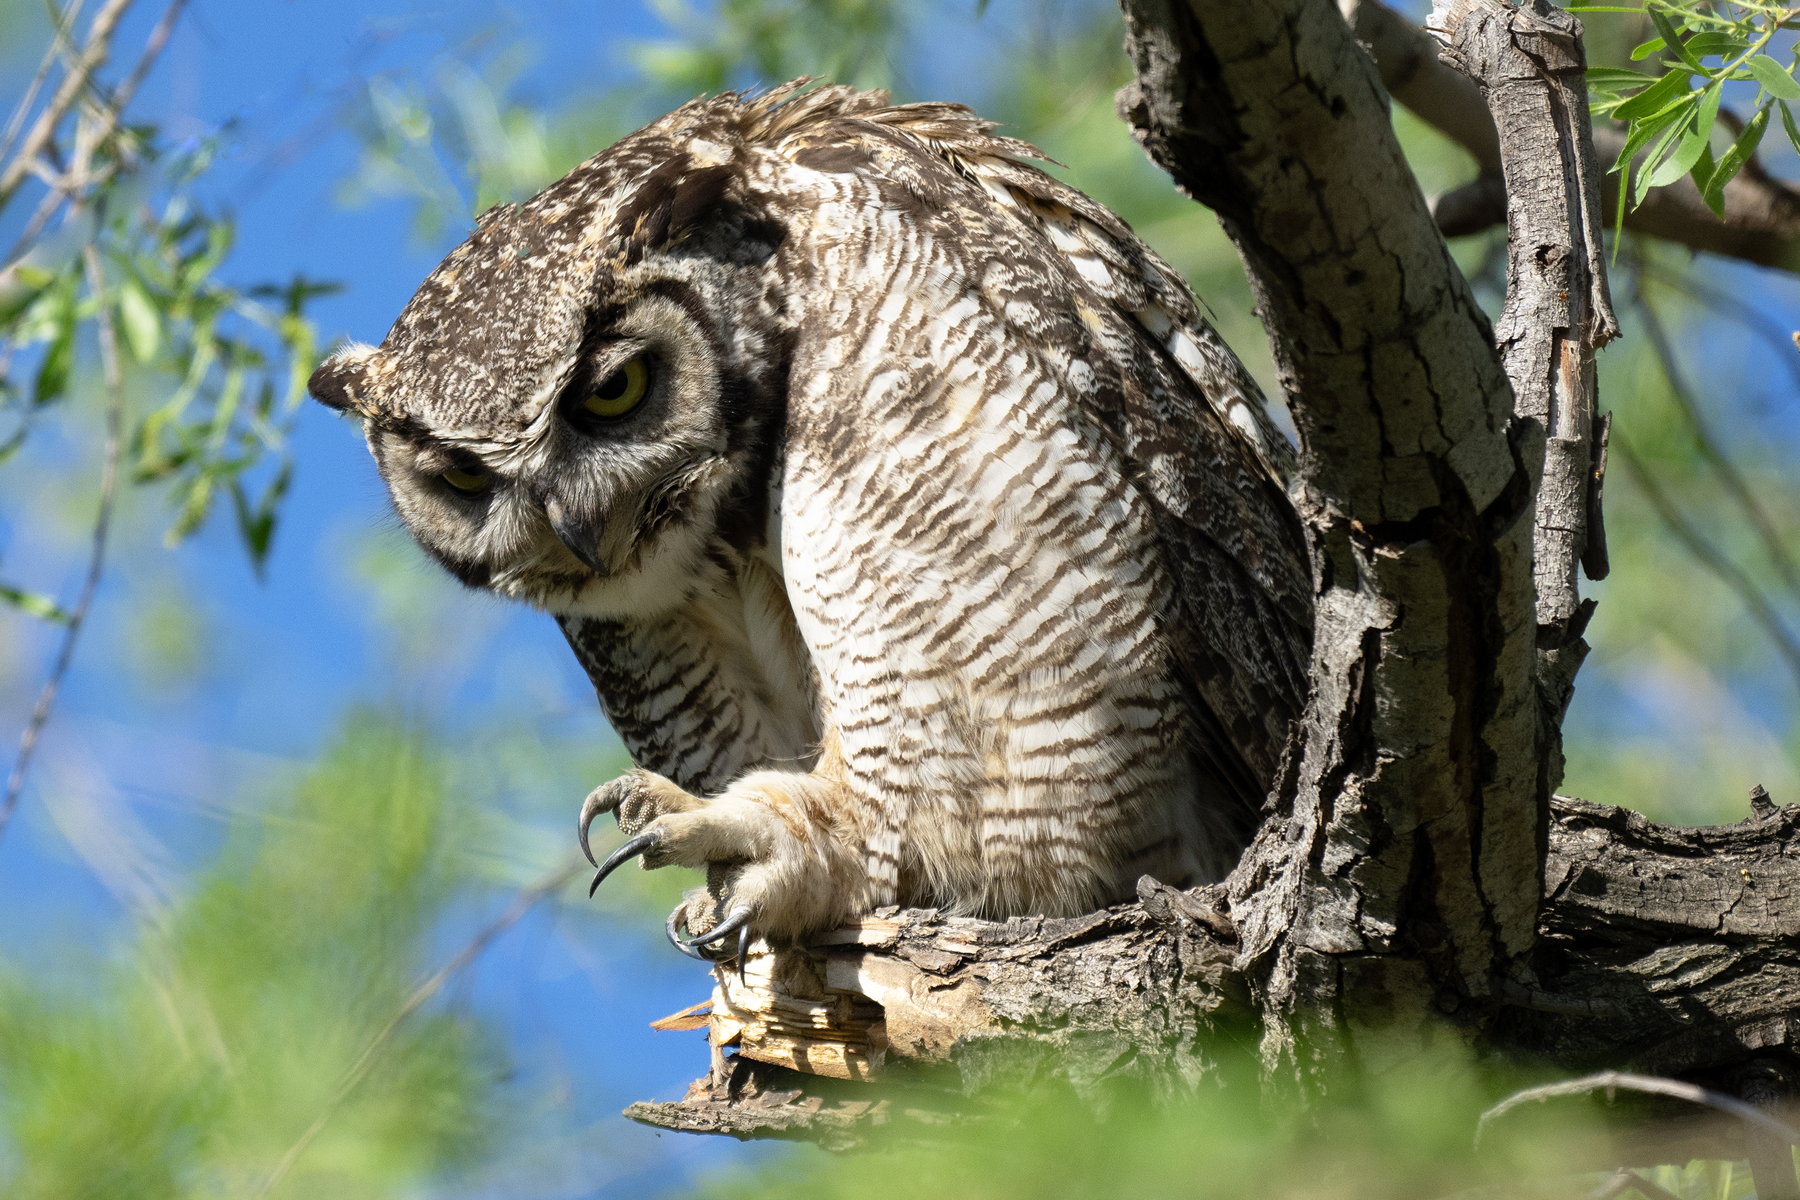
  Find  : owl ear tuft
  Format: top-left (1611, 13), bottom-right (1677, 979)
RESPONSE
top-left (620, 159), bottom-right (738, 264)
top-left (308, 344), bottom-right (380, 417)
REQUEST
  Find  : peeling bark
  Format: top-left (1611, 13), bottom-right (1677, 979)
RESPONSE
top-left (633, 801), bottom-right (1800, 1151)
top-left (1115, 0), bottom-right (1541, 1076)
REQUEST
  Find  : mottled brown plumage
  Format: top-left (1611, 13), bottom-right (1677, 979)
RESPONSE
top-left (308, 82), bottom-right (1312, 954)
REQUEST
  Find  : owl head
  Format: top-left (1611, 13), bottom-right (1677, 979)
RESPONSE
top-left (307, 87), bottom-right (831, 617)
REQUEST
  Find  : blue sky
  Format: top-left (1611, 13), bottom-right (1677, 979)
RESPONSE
top-left (0, 3), bottom-right (787, 1195)
top-left (9, 0), bottom-right (1800, 1194)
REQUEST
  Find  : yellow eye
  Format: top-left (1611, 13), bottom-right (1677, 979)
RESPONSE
top-left (442, 467), bottom-right (491, 494)
top-left (584, 356), bottom-right (650, 419)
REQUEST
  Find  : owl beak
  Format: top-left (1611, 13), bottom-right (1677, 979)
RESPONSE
top-left (544, 495), bottom-right (608, 577)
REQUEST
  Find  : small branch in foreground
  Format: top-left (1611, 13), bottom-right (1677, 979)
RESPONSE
top-left (0, 0), bottom-right (87, 168)
top-left (0, 238), bottom-right (125, 851)
top-left (254, 861), bottom-right (583, 1197)
top-left (2, 0), bottom-right (184, 268)
top-left (1589, 1170), bottom-right (1687, 1200)
top-left (0, 0), bottom-right (134, 211)
top-left (1476, 1070), bottom-right (1800, 1150)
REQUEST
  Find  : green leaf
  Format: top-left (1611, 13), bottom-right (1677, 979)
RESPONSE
top-left (1613, 101), bottom-right (1688, 171)
top-left (231, 460), bottom-right (292, 577)
top-left (1702, 102), bottom-right (1771, 212)
top-left (1565, 5), bottom-right (1643, 11)
top-left (0, 273), bottom-right (51, 328)
top-left (1684, 32), bottom-right (1750, 59)
top-left (1631, 36), bottom-right (1667, 61)
top-left (118, 279), bottom-right (162, 364)
top-left (1635, 113), bottom-right (1688, 204)
top-left (1746, 53), bottom-right (1800, 100)
top-left (32, 330), bottom-right (72, 407)
top-left (1647, 9), bottom-right (1705, 74)
top-left (1588, 68), bottom-right (1657, 90)
top-left (1612, 69), bottom-right (1693, 120)
top-left (1782, 100), bottom-right (1800, 158)
top-left (1690, 140), bottom-right (1720, 211)
top-left (1649, 87), bottom-right (1718, 189)
top-left (0, 583), bottom-right (71, 624)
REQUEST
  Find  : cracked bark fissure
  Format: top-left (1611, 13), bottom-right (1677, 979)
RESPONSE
top-left (621, 0), bottom-right (1800, 1146)
top-left (633, 803), bottom-right (1800, 1157)
top-left (1115, 0), bottom-right (1541, 1075)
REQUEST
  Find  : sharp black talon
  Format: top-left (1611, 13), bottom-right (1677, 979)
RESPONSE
top-left (666, 907), bottom-right (709, 961)
top-left (687, 905), bottom-right (754, 950)
top-left (577, 786), bottom-right (616, 868)
top-left (589, 831), bottom-right (660, 897)
top-left (736, 924), bottom-right (750, 976)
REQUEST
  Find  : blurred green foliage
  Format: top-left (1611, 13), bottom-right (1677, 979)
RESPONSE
top-left (6, 0), bottom-right (1800, 1196)
top-left (0, 719), bottom-right (501, 1197)
top-left (0, 43), bottom-right (336, 616)
top-left (688, 1051), bottom-right (1779, 1200)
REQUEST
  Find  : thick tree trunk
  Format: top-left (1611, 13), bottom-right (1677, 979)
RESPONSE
top-left (622, 0), bottom-right (1800, 1151)
top-left (1116, 0), bottom-right (1543, 1081)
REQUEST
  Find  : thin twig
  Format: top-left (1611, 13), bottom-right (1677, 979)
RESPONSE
top-left (1613, 436), bottom-right (1800, 695)
top-left (253, 861), bottom-right (583, 1196)
top-left (0, 0), bottom-right (134, 210)
top-left (0, 238), bottom-right (125, 849)
top-left (1477, 1069), bottom-right (1800, 1150)
top-left (0, 0), bottom-right (87, 168)
top-left (1632, 285), bottom-right (1800, 603)
top-left (1586, 1171), bottom-right (1636, 1200)
top-left (103, 0), bottom-right (184, 117)
top-left (2, 0), bottom-right (181, 269)
top-left (1616, 1172), bottom-right (1687, 1200)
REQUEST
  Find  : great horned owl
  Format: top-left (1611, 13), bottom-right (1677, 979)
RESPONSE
top-left (308, 83), bottom-right (1311, 963)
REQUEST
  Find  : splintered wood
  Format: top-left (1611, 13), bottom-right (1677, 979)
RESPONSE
top-left (695, 913), bottom-right (996, 1082)
top-left (707, 935), bottom-right (890, 1081)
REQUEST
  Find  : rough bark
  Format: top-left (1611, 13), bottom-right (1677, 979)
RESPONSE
top-left (620, 0), bottom-right (1800, 1152)
top-left (630, 798), bottom-right (1800, 1155)
top-left (1116, 0), bottom-right (1542, 1079)
top-left (1343, 0), bottom-right (1800, 271)
top-left (1432, 0), bottom-right (1619, 821)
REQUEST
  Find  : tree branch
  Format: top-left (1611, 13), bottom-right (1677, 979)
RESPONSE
top-left (628, 797), bottom-right (1800, 1157)
top-left (1115, 0), bottom-right (1542, 1071)
top-left (1430, 0), bottom-right (1619, 802)
top-left (0, 239), bottom-right (124, 850)
top-left (0, 0), bottom-right (134, 211)
top-left (1344, 0), bottom-right (1800, 272)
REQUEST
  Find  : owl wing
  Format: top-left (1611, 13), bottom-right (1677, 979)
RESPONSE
top-left (909, 129), bottom-right (1313, 799)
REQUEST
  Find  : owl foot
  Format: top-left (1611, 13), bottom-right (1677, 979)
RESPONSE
top-left (667, 899), bottom-right (753, 974)
top-left (577, 766), bottom-right (866, 950)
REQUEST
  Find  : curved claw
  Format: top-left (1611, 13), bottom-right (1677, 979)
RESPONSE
top-left (666, 905), bottom-right (709, 961)
top-left (577, 785), bottom-right (618, 868)
top-left (588, 830), bottom-right (661, 897)
top-left (736, 924), bottom-right (750, 976)
top-left (687, 905), bottom-right (755, 950)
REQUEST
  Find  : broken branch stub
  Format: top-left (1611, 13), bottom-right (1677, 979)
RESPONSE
top-left (629, 798), bottom-right (1800, 1154)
